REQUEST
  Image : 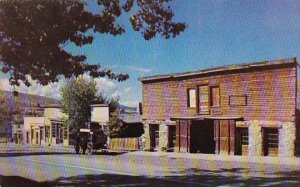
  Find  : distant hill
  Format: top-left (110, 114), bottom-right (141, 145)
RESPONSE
top-left (0, 90), bottom-right (60, 140)
top-left (118, 104), bottom-right (138, 114)
top-left (0, 90), bottom-right (60, 109)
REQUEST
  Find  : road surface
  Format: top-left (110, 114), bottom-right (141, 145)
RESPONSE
top-left (0, 145), bottom-right (300, 186)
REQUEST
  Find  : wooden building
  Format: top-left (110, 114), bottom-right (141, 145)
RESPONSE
top-left (24, 104), bottom-right (69, 146)
top-left (139, 58), bottom-right (299, 156)
top-left (23, 104), bottom-right (110, 146)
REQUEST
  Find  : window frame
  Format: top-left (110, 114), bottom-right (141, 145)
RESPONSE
top-left (187, 88), bottom-right (196, 108)
top-left (197, 85), bottom-right (210, 114)
top-left (210, 85), bottom-right (220, 107)
top-left (267, 129), bottom-right (278, 148)
top-left (241, 131), bottom-right (249, 145)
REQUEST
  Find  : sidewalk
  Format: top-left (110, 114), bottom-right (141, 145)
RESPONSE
top-left (1, 143), bottom-right (300, 167)
top-left (125, 150), bottom-right (300, 167)
top-left (0, 143), bottom-right (74, 153)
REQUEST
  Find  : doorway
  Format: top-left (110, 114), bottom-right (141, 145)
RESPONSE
top-left (149, 124), bottom-right (159, 150)
top-left (190, 120), bottom-right (215, 153)
top-left (168, 125), bottom-right (176, 151)
top-left (35, 130), bottom-right (39, 145)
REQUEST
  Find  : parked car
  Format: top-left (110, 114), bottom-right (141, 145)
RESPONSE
top-left (79, 128), bottom-right (108, 155)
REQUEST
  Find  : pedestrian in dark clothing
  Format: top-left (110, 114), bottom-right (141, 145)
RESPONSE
top-left (75, 133), bottom-right (81, 154)
top-left (81, 135), bottom-right (88, 154)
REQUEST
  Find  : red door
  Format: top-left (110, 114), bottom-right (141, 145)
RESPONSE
top-left (215, 120), bottom-right (235, 155)
top-left (176, 120), bottom-right (190, 153)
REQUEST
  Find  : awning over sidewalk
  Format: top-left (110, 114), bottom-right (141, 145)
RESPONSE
top-left (49, 118), bottom-right (64, 123)
top-left (170, 116), bottom-right (203, 121)
top-left (170, 115), bottom-right (243, 121)
top-left (204, 116), bottom-right (243, 120)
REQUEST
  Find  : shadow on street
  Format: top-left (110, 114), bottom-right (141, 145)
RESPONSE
top-left (1, 168), bottom-right (300, 187)
top-left (0, 151), bottom-right (129, 157)
top-left (0, 152), bottom-right (74, 157)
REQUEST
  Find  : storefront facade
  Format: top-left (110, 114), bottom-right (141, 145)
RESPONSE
top-left (24, 105), bottom-right (69, 146)
top-left (140, 58), bottom-right (299, 156)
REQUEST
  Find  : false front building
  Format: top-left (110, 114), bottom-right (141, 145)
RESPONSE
top-left (139, 57), bottom-right (300, 157)
top-left (23, 104), bottom-right (109, 146)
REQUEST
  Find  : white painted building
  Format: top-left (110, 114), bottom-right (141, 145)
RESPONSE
top-left (90, 104), bottom-right (109, 128)
top-left (23, 105), bottom-right (68, 146)
top-left (23, 104), bottom-right (110, 146)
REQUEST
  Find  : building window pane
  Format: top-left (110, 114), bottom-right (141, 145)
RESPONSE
top-left (187, 89), bottom-right (196, 107)
top-left (211, 86), bottom-right (220, 106)
top-left (267, 130), bottom-right (278, 148)
top-left (52, 123), bottom-right (56, 138)
top-left (63, 125), bottom-right (68, 140)
top-left (40, 127), bottom-right (44, 140)
top-left (198, 85), bottom-right (209, 114)
top-left (241, 131), bottom-right (248, 145)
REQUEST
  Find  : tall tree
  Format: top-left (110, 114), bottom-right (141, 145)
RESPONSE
top-left (60, 76), bottom-right (124, 134)
top-left (0, 0), bottom-right (186, 87)
top-left (0, 93), bottom-right (11, 143)
top-left (0, 91), bottom-right (25, 142)
top-left (60, 76), bottom-right (97, 130)
top-left (0, 93), bottom-right (8, 127)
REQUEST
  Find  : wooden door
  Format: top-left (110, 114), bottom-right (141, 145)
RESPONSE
top-left (219, 120), bottom-right (229, 154)
top-left (217, 120), bottom-right (235, 155)
top-left (229, 120), bottom-right (235, 155)
top-left (176, 120), bottom-right (190, 153)
top-left (214, 120), bottom-right (220, 154)
top-left (180, 120), bottom-right (188, 152)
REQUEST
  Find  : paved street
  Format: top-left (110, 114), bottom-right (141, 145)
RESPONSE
top-left (0, 144), bottom-right (300, 186)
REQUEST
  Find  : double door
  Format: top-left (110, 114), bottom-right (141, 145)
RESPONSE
top-left (214, 120), bottom-right (235, 155)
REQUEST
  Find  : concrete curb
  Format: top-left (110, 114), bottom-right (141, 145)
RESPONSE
top-left (1, 144), bottom-right (300, 167)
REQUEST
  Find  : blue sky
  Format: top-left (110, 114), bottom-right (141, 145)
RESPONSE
top-left (1, 0), bottom-right (299, 107)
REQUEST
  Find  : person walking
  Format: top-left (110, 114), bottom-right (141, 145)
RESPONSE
top-left (75, 132), bottom-right (81, 154)
top-left (81, 134), bottom-right (88, 154)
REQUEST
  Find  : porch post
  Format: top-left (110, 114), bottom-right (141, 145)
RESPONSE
top-left (214, 120), bottom-right (220, 154)
top-left (175, 120), bottom-right (180, 152)
top-left (229, 120), bottom-right (235, 155)
top-left (187, 120), bottom-right (191, 153)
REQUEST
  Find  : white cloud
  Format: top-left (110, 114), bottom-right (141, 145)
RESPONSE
top-left (0, 77), bottom-right (62, 99)
top-left (95, 77), bottom-right (117, 93)
top-left (81, 74), bottom-right (118, 95)
top-left (111, 90), bottom-right (121, 98)
top-left (126, 66), bottom-right (152, 73)
top-left (0, 74), bottom-right (122, 100)
top-left (0, 79), bottom-right (12, 92)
